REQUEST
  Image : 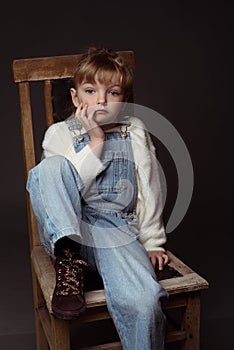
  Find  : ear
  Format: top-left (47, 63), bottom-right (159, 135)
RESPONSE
top-left (70, 88), bottom-right (80, 108)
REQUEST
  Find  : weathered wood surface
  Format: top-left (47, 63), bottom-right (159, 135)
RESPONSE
top-left (12, 51), bottom-right (135, 82)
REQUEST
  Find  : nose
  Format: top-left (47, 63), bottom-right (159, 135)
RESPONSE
top-left (97, 92), bottom-right (106, 105)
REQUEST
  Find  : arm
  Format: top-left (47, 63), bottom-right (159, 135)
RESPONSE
top-left (130, 118), bottom-right (168, 268)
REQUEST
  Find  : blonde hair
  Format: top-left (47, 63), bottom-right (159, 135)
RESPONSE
top-left (73, 48), bottom-right (134, 102)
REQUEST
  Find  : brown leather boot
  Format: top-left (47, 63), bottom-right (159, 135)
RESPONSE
top-left (52, 248), bottom-right (89, 320)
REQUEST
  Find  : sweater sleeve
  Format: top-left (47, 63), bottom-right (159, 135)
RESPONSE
top-left (42, 122), bottom-right (105, 191)
top-left (130, 118), bottom-right (167, 251)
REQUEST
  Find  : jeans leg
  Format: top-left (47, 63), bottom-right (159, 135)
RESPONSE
top-left (94, 240), bottom-right (168, 350)
top-left (26, 156), bottom-right (84, 256)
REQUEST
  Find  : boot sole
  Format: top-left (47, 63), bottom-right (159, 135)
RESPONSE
top-left (52, 304), bottom-right (87, 320)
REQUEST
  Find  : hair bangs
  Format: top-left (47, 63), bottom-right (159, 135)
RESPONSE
top-left (94, 68), bottom-right (122, 86)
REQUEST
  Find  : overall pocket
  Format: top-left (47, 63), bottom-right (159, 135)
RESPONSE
top-left (96, 150), bottom-right (128, 194)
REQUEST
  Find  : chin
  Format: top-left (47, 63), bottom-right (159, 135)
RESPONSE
top-left (96, 115), bottom-right (117, 126)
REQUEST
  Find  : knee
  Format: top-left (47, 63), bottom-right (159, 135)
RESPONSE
top-left (41, 155), bottom-right (68, 172)
top-left (40, 156), bottom-right (83, 190)
top-left (27, 156), bottom-right (67, 191)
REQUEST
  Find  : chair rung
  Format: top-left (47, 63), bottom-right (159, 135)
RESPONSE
top-left (80, 330), bottom-right (187, 349)
top-left (166, 330), bottom-right (187, 343)
top-left (80, 341), bottom-right (122, 350)
top-left (79, 306), bottom-right (111, 323)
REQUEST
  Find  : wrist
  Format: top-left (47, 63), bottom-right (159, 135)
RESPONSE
top-left (89, 138), bottom-right (105, 151)
top-left (90, 136), bottom-right (105, 145)
top-left (89, 137), bottom-right (105, 159)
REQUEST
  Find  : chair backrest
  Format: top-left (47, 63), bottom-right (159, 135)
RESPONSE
top-left (12, 51), bottom-right (135, 251)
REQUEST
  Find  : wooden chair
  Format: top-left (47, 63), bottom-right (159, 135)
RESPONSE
top-left (12, 51), bottom-right (209, 350)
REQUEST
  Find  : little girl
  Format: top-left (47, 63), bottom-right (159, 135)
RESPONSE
top-left (27, 47), bottom-right (169, 349)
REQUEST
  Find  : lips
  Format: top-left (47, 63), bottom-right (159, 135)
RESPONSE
top-left (95, 109), bottom-right (108, 114)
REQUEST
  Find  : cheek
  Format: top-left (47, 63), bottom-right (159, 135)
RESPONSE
top-left (112, 103), bottom-right (123, 114)
top-left (79, 95), bottom-right (95, 106)
top-left (77, 91), bottom-right (86, 104)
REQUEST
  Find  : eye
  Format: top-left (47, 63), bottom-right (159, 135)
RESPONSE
top-left (85, 88), bottom-right (94, 94)
top-left (109, 90), bottom-right (120, 96)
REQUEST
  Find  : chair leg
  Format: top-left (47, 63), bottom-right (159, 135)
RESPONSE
top-left (35, 314), bottom-right (48, 350)
top-left (51, 315), bottom-right (70, 350)
top-left (31, 268), bottom-right (48, 350)
top-left (182, 292), bottom-right (201, 350)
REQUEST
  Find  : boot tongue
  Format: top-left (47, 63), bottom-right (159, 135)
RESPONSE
top-left (54, 237), bottom-right (81, 256)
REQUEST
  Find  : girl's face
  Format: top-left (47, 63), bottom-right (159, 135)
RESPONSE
top-left (71, 72), bottom-right (124, 125)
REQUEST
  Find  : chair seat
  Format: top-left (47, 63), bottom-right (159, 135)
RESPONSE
top-left (31, 246), bottom-right (208, 315)
top-left (31, 245), bottom-right (208, 348)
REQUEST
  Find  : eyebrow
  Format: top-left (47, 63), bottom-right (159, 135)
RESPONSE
top-left (82, 82), bottom-right (122, 88)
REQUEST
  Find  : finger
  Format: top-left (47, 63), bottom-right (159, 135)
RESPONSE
top-left (163, 253), bottom-right (169, 265)
top-left (75, 103), bottom-right (83, 118)
top-left (86, 105), bottom-right (97, 121)
top-left (158, 256), bottom-right (164, 271)
top-left (81, 105), bottom-right (98, 128)
top-left (149, 255), bottom-right (157, 269)
top-left (80, 104), bottom-right (88, 118)
top-left (77, 105), bottom-right (90, 128)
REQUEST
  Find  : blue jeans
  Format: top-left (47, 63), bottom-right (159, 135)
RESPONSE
top-left (27, 131), bottom-right (168, 349)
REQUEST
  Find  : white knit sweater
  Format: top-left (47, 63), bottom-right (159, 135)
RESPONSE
top-left (42, 116), bottom-right (167, 252)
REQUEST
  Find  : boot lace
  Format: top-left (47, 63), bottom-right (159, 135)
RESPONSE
top-left (55, 249), bottom-right (89, 296)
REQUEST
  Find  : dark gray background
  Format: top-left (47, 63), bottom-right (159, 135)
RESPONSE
top-left (1, 0), bottom-right (233, 349)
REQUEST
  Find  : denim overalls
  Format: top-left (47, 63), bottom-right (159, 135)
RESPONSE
top-left (27, 118), bottom-right (167, 350)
